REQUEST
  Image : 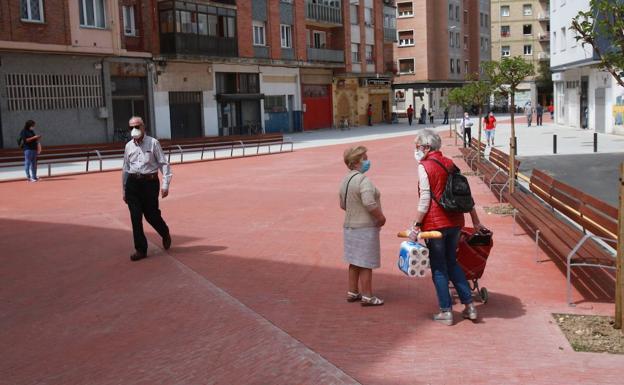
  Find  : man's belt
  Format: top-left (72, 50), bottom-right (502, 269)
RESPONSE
top-left (129, 172), bottom-right (158, 180)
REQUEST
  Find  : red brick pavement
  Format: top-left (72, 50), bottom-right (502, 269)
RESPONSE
top-left (1, 133), bottom-right (622, 385)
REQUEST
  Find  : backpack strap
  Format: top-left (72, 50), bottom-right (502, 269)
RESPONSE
top-left (421, 158), bottom-right (458, 206)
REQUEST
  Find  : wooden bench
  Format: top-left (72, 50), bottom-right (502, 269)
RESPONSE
top-left (459, 138), bottom-right (486, 171)
top-left (482, 147), bottom-right (521, 202)
top-left (0, 133), bottom-right (291, 177)
top-left (507, 169), bottom-right (617, 305)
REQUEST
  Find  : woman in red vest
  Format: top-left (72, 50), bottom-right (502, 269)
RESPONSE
top-left (411, 129), bottom-right (486, 325)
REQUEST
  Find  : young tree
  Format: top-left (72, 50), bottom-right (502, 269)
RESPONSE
top-left (483, 58), bottom-right (535, 193)
top-left (571, 0), bottom-right (624, 330)
top-left (448, 87), bottom-right (471, 145)
top-left (463, 75), bottom-right (494, 162)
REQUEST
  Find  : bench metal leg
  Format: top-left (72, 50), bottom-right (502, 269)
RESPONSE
top-left (534, 230), bottom-right (541, 263)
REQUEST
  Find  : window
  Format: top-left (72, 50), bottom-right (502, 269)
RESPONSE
top-left (312, 30), bottom-right (326, 48)
top-left (123, 6), bottom-right (136, 36)
top-left (524, 44), bottom-right (532, 55)
top-left (450, 59), bottom-right (454, 73)
top-left (464, 61), bottom-right (469, 74)
top-left (553, 31), bottom-right (557, 52)
top-left (264, 95), bottom-right (286, 112)
top-left (464, 10), bottom-right (468, 24)
top-left (449, 4), bottom-right (453, 19)
top-left (449, 31), bottom-right (454, 47)
top-left (364, 7), bottom-right (373, 26)
top-left (501, 45), bottom-right (510, 57)
top-left (253, 21), bottom-right (266, 46)
top-left (280, 24), bottom-right (292, 48)
top-left (350, 4), bottom-right (358, 24)
top-left (560, 27), bottom-right (566, 51)
top-left (398, 58), bottom-right (414, 73)
top-left (523, 4), bottom-right (532, 16)
top-left (455, 32), bottom-right (460, 48)
top-left (523, 24), bottom-right (532, 35)
top-left (485, 14), bottom-right (489, 27)
top-left (397, 2), bottom-right (413, 17)
top-left (480, 12), bottom-right (483, 27)
top-left (21, 0), bottom-right (44, 22)
top-left (399, 30), bottom-right (415, 47)
top-left (501, 5), bottom-right (510, 17)
top-left (365, 45), bottom-right (374, 63)
top-left (501, 25), bottom-right (510, 37)
top-left (456, 59), bottom-right (461, 74)
top-left (464, 35), bottom-right (468, 49)
top-left (456, 5), bottom-right (460, 21)
top-left (79, 0), bottom-right (106, 28)
top-left (351, 43), bottom-right (360, 63)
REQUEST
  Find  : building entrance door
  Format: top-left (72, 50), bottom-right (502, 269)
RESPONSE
top-left (580, 76), bottom-right (589, 129)
top-left (595, 88), bottom-right (606, 133)
top-left (169, 92), bottom-right (203, 139)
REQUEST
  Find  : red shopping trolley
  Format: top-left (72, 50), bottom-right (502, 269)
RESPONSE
top-left (456, 227), bottom-right (493, 303)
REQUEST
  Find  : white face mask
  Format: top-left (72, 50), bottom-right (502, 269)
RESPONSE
top-left (414, 150), bottom-right (425, 162)
top-left (131, 128), bottom-right (142, 139)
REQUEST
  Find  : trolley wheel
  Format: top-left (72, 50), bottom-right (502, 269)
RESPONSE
top-left (479, 287), bottom-right (489, 303)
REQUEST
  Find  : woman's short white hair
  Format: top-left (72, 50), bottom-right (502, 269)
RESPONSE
top-left (414, 129), bottom-right (442, 151)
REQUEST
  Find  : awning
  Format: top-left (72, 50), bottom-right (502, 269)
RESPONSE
top-left (216, 93), bottom-right (264, 102)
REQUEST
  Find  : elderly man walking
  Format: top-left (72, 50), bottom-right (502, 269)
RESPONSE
top-left (122, 116), bottom-right (173, 261)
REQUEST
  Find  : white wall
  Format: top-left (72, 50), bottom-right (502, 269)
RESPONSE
top-left (203, 90), bottom-right (218, 136)
top-left (550, 0), bottom-right (593, 68)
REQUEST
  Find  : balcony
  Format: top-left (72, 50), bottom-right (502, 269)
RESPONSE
top-left (307, 47), bottom-right (345, 63)
top-left (538, 33), bottom-right (550, 42)
top-left (305, 1), bottom-right (342, 26)
top-left (537, 12), bottom-right (550, 21)
top-left (160, 34), bottom-right (237, 57)
top-left (500, 31), bottom-right (510, 37)
top-left (538, 52), bottom-right (550, 60)
top-left (384, 27), bottom-right (397, 42)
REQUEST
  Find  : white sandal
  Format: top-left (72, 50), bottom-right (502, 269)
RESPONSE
top-left (346, 291), bottom-right (361, 302)
top-left (361, 295), bottom-right (384, 306)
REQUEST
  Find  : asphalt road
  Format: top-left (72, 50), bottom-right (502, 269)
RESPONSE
top-left (518, 152), bottom-right (624, 207)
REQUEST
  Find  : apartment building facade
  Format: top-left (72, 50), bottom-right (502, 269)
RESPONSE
top-left (0, 0), bottom-right (154, 148)
top-left (392, 0), bottom-right (491, 118)
top-left (490, 0), bottom-right (550, 109)
top-left (550, 0), bottom-right (622, 135)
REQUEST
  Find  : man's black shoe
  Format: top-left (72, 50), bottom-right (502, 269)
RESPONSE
top-left (163, 233), bottom-right (171, 250)
top-left (130, 251), bottom-right (147, 261)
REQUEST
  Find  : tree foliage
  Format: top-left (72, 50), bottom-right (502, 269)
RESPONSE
top-left (571, 0), bottom-right (624, 88)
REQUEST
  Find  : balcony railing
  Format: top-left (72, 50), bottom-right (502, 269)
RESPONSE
top-left (538, 52), bottom-right (550, 60)
top-left (305, 1), bottom-right (342, 25)
top-left (537, 12), bottom-right (550, 21)
top-left (384, 27), bottom-right (397, 42)
top-left (160, 34), bottom-right (237, 57)
top-left (307, 47), bottom-right (345, 63)
top-left (538, 33), bottom-right (550, 41)
top-left (501, 31), bottom-right (510, 37)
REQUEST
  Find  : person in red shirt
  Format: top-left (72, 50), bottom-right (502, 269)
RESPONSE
top-left (483, 111), bottom-right (497, 147)
top-left (406, 104), bottom-right (414, 126)
top-left (367, 104), bottom-right (373, 126)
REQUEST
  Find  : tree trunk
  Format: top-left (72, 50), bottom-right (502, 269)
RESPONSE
top-left (477, 106), bottom-right (483, 163)
top-left (616, 162), bottom-right (624, 329)
top-left (509, 93), bottom-right (516, 194)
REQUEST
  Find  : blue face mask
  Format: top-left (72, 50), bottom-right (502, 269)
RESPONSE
top-left (360, 159), bottom-right (371, 173)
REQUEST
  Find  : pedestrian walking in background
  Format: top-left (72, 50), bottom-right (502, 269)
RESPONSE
top-left (536, 103), bottom-right (544, 126)
top-left (460, 112), bottom-right (473, 148)
top-left (339, 146), bottom-right (386, 306)
top-left (122, 116), bottom-right (173, 262)
top-left (367, 104), bottom-right (373, 126)
top-left (483, 111), bottom-right (497, 147)
top-left (411, 129), bottom-right (486, 325)
top-left (19, 120), bottom-right (42, 182)
top-left (443, 107), bottom-right (449, 124)
top-left (407, 104), bottom-right (414, 126)
top-left (420, 105), bottom-right (426, 124)
top-left (525, 101), bottom-right (533, 126)
top-left (429, 109), bottom-right (434, 124)
top-left (548, 103), bottom-right (554, 119)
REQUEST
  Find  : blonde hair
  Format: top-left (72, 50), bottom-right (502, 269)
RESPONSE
top-left (343, 146), bottom-right (367, 169)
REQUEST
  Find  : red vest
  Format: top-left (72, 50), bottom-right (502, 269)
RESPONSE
top-left (419, 151), bottom-right (465, 231)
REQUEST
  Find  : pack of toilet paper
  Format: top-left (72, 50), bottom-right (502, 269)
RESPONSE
top-left (397, 241), bottom-right (430, 278)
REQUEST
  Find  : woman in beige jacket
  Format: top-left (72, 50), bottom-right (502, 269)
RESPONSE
top-left (339, 146), bottom-right (386, 306)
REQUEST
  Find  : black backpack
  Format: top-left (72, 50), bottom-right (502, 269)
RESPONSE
top-left (425, 158), bottom-right (475, 213)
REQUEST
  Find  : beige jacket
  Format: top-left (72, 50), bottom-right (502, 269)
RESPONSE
top-left (339, 170), bottom-right (381, 228)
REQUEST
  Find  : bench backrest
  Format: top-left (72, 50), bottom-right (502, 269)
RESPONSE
top-left (531, 168), bottom-right (617, 242)
top-left (580, 193), bottom-right (618, 241)
top-left (529, 169), bottom-right (554, 205)
top-left (489, 147), bottom-right (520, 173)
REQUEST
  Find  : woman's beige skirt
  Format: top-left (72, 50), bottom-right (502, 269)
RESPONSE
top-left (343, 226), bottom-right (381, 269)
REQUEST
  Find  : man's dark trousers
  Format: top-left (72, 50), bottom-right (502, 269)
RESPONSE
top-left (537, 114), bottom-right (543, 126)
top-left (463, 127), bottom-right (472, 148)
top-left (125, 177), bottom-right (170, 254)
